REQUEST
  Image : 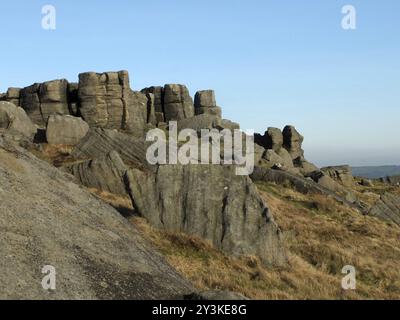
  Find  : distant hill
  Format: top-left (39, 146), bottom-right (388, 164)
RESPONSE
top-left (352, 166), bottom-right (400, 179)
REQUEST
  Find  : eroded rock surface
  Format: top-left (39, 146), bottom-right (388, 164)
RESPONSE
top-left (125, 164), bottom-right (287, 266)
top-left (0, 137), bottom-right (194, 299)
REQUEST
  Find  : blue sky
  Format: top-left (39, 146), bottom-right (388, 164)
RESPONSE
top-left (0, 0), bottom-right (399, 166)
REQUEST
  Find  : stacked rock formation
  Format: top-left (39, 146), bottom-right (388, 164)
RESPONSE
top-left (194, 90), bottom-right (222, 118)
top-left (141, 86), bottom-right (164, 123)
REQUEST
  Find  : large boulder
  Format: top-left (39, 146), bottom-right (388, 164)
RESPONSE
top-left (194, 90), bottom-right (222, 118)
top-left (163, 84), bottom-right (194, 121)
top-left (125, 164), bottom-right (287, 266)
top-left (39, 80), bottom-right (70, 122)
top-left (321, 165), bottom-right (354, 187)
top-left (368, 193), bottom-right (400, 225)
top-left (67, 151), bottom-right (128, 195)
top-left (71, 128), bottom-right (150, 171)
top-left (0, 101), bottom-right (37, 140)
top-left (262, 149), bottom-right (293, 169)
top-left (282, 125), bottom-right (304, 160)
top-left (0, 137), bottom-right (194, 299)
top-left (46, 115), bottom-right (89, 145)
top-left (294, 157), bottom-right (320, 176)
top-left (307, 170), bottom-right (357, 203)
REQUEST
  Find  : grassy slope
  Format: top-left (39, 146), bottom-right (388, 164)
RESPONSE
top-left (127, 182), bottom-right (400, 300)
top-left (34, 145), bottom-right (400, 299)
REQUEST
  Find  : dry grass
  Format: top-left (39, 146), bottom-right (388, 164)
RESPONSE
top-left (87, 188), bottom-right (135, 217)
top-left (129, 182), bottom-right (400, 300)
top-left (28, 143), bottom-right (83, 167)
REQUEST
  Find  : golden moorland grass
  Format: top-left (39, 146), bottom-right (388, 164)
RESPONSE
top-left (124, 182), bottom-right (400, 300)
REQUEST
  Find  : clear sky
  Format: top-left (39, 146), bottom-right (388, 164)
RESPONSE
top-left (0, 0), bottom-right (399, 166)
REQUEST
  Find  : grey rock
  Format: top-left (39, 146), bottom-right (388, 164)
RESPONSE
top-left (5, 87), bottom-right (21, 106)
top-left (196, 106), bottom-right (222, 117)
top-left (307, 170), bottom-right (357, 203)
top-left (251, 166), bottom-right (366, 212)
top-left (67, 151), bottom-right (128, 195)
top-left (123, 91), bottom-right (148, 136)
top-left (19, 83), bottom-right (43, 125)
top-left (177, 114), bottom-right (222, 132)
top-left (194, 90), bottom-right (216, 109)
top-left (255, 127), bottom-right (283, 152)
top-left (71, 128), bottom-right (150, 172)
top-left (163, 84), bottom-right (194, 121)
top-left (125, 164), bottom-right (287, 266)
top-left (216, 119), bottom-right (240, 131)
top-left (78, 71), bottom-right (129, 129)
top-left (145, 92), bottom-right (157, 125)
top-left (282, 125), bottom-right (304, 160)
top-left (360, 179), bottom-right (374, 187)
top-left (294, 157), bottom-right (319, 176)
top-left (262, 149), bottom-right (293, 169)
top-left (46, 115), bottom-right (89, 145)
top-left (321, 165), bottom-right (354, 187)
top-left (141, 86), bottom-right (164, 114)
top-left (0, 137), bottom-right (194, 299)
top-left (0, 101), bottom-right (37, 140)
top-left (368, 193), bottom-right (400, 225)
top-left (19, 80), bottom-right (70, 127)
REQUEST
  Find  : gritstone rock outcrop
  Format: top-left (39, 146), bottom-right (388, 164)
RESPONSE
top-left (0, 136), bottom-right (194, 299)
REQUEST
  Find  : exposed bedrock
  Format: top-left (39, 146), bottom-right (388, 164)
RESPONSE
top-left (125, 164), bottom-right (287, 266)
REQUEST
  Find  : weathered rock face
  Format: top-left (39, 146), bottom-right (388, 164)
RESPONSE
top-left (0, 137), bottom-right (194, 299)
top-left (144, 92), bottom-right (157, 126)
top-left (255, 127), bottom-right (283, 152)
top-left (5, 88), bottom-right (21, 106)
top-left (125, 164), bottom-right (287, 266)
top-left (19, 80), bottom-right (70, 127)
top-left (71, 128), bottom-right (150, 171)
top-left (78, 71), bottom-right (129, 129)
top-left (194, 90), bottom-right (222, 118)
top-left (163, 84), bottom-right (194, 121)
top-left (321, 165), bottom-right (354, 187)
top-left (293, 157), bottom-right (319, 176)
top-left (261, 149), bottom-right (293, 170)
top-left (0, 101), bottom-right (37, 140)
top-left (251, 166), bottom-right (367, 212)
top-left (307, 170), bottom-right (357, 203)
top-left (67, 151), bottom-right (128, 195)
top-left (141, 86), bottom-right (164, 123)
top-left (124, 91), bottom-right (149, 136)
top-left (46, 115), bottom-right (89, 145)
top-left (216, 119), bottom-right (240, 131)
top-left (368, 193), bottom-right (400, 225)
top-left (282, 125), bottom-right (304, 160)
top-left (177, 114), bottom-right (222, 132)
